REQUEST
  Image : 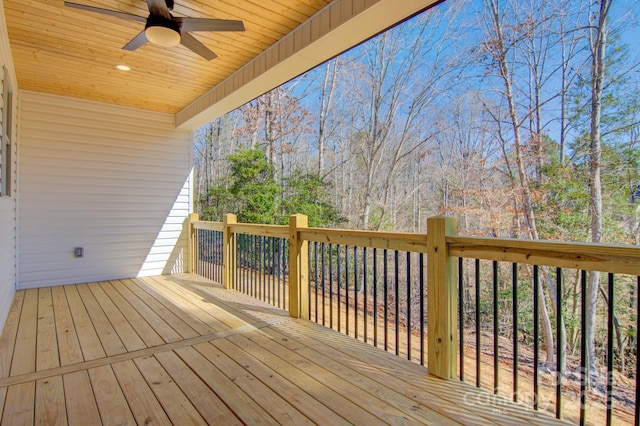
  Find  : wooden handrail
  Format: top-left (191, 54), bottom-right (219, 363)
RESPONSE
top-left (192, 220), bottom-right (224, 232)
top-left (448, 236), bottom-right (640, 276)
top-left (191, 219), bottom-right (640, 275)
top-left (299, 227), bottom-right (428, 252)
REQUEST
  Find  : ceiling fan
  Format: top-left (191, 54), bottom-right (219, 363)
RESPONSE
top-left (64, 0), bottom-right (245, 60)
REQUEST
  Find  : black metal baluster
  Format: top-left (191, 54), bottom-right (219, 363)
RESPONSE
top-left (533, 265), bottom-right (539, 411)
top-left (395, 250), bottom-right (400, 356)
top-left (195, 229), bottom-right (199, 276)
top-left (245, 235), bottom-right (249, 296)
top-left (254, 235), bottom-right (258, 299)
top-left (285, 239), bottom-right (289, 308)
top-left (262, 236), bottom-right (266, 302)
top-left (257, 236), bottom-right (262, 300)
top-left (314, 242), bottom-right (319, 322)
top-left (209, 230), bottom-right (212, 281)
top-left (337, 245), bottom-right (342, 332)
top-left (201, 229), bottom-right (205, 278)
top-left (493, 261), bottom-right (499, 394)
top-left (635, 276), bottom-right (640, 426)
top-left (364, 247), bottom-right (368, 343)
top-left (329, 243), bottom-right (334, 329)
top-left (406, 252), bottom-right (411, 361)
top-left (475, 258), bottom-right (481, 388)
top-left (237, 235), bottom-right (241, 293)
top-left (459, 257), bottom-right (464, 378)
top-left (373, 248), bottom-right (378, 347)
top-left (354, 246), bottom-right (359, 340)
top-left (204, 230), bottom-right (209, 279)
top-left (307, 242), bottom-right (311, 320)
top-left (384, 249), bottom-right (389, 352)
top-left (269, 238), bottom-right (273, 306)
top-left (249, 235), bottom-right (252, 295)
top-left (420, 252), bottom-right (425, 366)
top-left (606, 273), bottom-right (614, 426)
top-left (283, 240), bottom-right (288, 309)
top-left (200, 229), bottom-right (204, 278)
top-left (275, 238), bottom-right (280, 308)
top-left (321, 242), bottom-right (326, 326)
top-left (556, 267), bottom-right (562, 418)
top-left (511, 263), bottom-right (518, 402)
top-left (272, 238), bottom-right (277, 305)
top-left (202, 230), bottom-right (205, 277)
top-left (241, 235), bottom-right (246, 294)
top-left (255, 235), bottom-right (260, 298)
top-left (210, 230), bottom-right (213, 280)
top-left (345, 246), bottom-right (350, 336)
top-left (580, 270), bottom-right (587, 426)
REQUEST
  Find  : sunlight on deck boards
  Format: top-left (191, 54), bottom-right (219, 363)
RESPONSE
top-left (0, 274), bottom-right (567, 425)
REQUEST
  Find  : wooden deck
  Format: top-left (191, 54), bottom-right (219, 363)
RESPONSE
top-left (0, 274), bottom-right (566, 425)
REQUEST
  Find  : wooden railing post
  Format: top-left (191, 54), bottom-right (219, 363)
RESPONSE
top-left (288, 214), bottom-right (309, 318)
top-left (188, 213), bottom-right (199, 274)
top-left (427, 216), bottom-right (458, 379)
top-left (223, 214), bottom-right (237, 290)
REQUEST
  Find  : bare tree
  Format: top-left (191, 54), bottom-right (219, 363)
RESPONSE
top-left (585, 0), bottom-right (613, 379)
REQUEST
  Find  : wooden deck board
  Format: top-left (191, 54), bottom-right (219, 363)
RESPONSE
top-left (63, 285), bottom-right (106, 361)
top-left (113, 278), bottom-right (197, 341)
top-left (154, 350), bottom-right (243, 425)
top-left (212, 336), bottom-right (352, 425)
top-left (174, 345), bottom-right (280, 425)
top-left (10, 289), bottom-right (38, 376)
top-left (109, 280), bottom-right (184, 346)
top-left (76, 284), bottom-right (127, 356)
top-left (1, 381), bottom-right (35, 424)
top-left (0, 291), bottom-right (24, 378)
top-left (111, 359), bottom-right (173, 426)
top-left (246, 327), bottom-right (462, 425)
top-left (34, 376), bottom-right (67, 425)
top-left (51, 286), bottom-right (83, 366)
top-left (192, 341), bottom-right (314, 425)
top-left (36, 288), bottom-right (60, 371)
top-left (133, 355), bottom-right (207, 425)
top-left (219, 334), bottom-right (400, 425)
top-left (0, 387), bottom-right (6, 420)
top-left (100, 281), bottom-right (165, 347)
top-left (140, 276), bottom-right (233, 334)
top-left (130, 278), bottom-right (215, 336)
top-left (62, 371), bottom-right (101, 426)
top-left (88, 365), bottom-right (136, 425)
top-left (0, 274), bottom-right (569, 426)
top-left (87, 282), bottom-right (147, 352)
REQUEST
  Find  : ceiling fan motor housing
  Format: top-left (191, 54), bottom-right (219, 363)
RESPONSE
top-left (145, 13), bottom-right (181, 34)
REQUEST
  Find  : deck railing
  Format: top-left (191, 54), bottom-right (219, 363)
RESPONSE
top-left (189, 213), bottom-right (640, 425)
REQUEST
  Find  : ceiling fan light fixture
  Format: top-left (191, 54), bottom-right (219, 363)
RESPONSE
top-left (145, 14), bottom-right (181, 47)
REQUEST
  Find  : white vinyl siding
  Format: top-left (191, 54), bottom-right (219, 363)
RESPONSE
top-left (18, 91), bottom-right (191, 289)
top-left (0, 6), bottom-right (18, 331)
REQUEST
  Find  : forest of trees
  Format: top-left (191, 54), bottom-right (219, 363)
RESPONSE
top-left (194, 0), bottom-right (640, 394)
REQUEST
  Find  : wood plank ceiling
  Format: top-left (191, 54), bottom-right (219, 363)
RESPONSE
top-left (3, 0), bottom-right (332, 115)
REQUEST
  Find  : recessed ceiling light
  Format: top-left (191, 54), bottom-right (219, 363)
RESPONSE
top-left (115, 64), bottom-right (131, 71)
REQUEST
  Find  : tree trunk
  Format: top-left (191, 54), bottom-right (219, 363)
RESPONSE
top-left (585, 0), bottom-right (610, 380)
top-left (486, 0), bottom-right (554, 366)
top-left (318, 60), bottom-right (337, 174)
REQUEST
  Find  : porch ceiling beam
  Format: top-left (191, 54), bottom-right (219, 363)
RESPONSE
top-left (175, 0), bottom-right (442, 130)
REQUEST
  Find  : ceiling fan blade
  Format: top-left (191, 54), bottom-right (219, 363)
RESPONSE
top-left (177, 17), bottom-right (245, 32)
top-left (63, 2), bottom-right (146, 23)
top-left (122, 31), bottom-right (148, 51)
top-left (180, 32), bottom-right (218, 60)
